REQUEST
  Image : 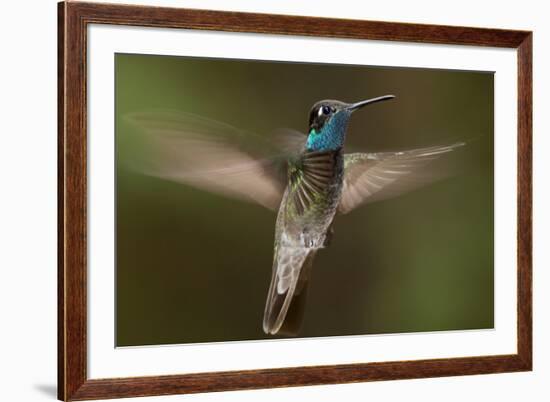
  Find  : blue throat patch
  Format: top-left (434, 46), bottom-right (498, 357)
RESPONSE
top-left (306, 111), bottom-right (350, 151)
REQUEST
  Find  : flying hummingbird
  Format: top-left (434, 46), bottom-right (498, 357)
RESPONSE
top-left (125, 95), bottom-right (464, 336)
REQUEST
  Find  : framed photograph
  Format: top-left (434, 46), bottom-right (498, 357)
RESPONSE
top-left (58, 1), bottom-right (532, 400)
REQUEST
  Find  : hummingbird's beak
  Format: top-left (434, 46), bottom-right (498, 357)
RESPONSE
top-left (347, 95), bottom-right (395, 112)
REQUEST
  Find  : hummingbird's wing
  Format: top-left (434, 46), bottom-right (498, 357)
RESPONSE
top-left (263, 245), bottom-right (317, 336)
top-left (123, 111), bottom-right (306, 211)
top-left (339, 142), bottom-right (465, 214)
top-left (270, 128), bottom-right (310, 156)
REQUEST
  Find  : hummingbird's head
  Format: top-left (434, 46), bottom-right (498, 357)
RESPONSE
top-left (306, 95), bottom-right (395, 151)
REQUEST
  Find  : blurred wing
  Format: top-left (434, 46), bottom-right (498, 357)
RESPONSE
top-left (270, 128), bottom-right (307, 156)
top-left (123, 110), bottom-right (305, 211)
top-left (339, 142), bottom-right (465, 214)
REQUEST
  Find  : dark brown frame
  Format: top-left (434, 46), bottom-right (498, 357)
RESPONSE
top-left (58, 1), bottom-right (532, 400)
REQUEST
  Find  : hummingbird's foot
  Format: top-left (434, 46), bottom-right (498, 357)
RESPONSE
top-left (299, 231), bottom-right (330, 249)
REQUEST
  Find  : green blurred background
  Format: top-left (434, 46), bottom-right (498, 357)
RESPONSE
top-left (115, 53), bottom-right (494, 347)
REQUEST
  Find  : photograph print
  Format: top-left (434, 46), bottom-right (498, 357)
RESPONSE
top-left (115, 53), bottom-right (493, 347)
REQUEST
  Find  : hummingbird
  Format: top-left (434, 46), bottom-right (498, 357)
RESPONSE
top-left (125, 95), bottom-right (464, 336)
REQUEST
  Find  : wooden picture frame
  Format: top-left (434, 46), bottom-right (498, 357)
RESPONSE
top-left (58, 1), bottom-right (532, 400)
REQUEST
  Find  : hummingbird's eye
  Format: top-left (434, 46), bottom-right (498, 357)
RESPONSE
top-left (321, 106), bottom-right (331, 115)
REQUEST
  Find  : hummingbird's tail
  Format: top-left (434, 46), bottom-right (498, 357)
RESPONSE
top-left (263, 246), bottom-right (317, 336)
